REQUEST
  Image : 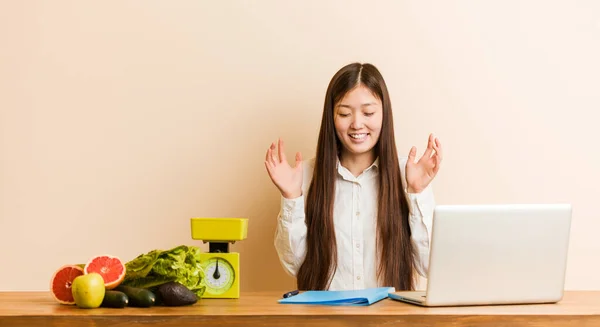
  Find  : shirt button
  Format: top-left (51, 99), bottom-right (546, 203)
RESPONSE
top-left (356, 211), bottom-right (360, 216)
top-left (357, 276), bottom-right (361, 280)
top-left (356, 243), bottom-right (360, 249)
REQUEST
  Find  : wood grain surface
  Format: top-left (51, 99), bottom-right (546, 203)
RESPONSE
top-left (1, 291), bottom-right (599, 326)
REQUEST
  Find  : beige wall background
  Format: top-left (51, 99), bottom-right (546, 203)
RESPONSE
top-left (1, 1), bottom-right (599, 292)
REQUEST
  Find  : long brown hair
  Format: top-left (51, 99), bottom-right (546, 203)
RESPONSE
top-left (297, 63), bottom-right (415, 291)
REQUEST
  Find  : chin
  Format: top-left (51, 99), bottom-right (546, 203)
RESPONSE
top-left (345, 143), bottom-right (376, 156)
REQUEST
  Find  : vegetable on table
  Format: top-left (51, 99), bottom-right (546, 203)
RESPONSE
top-left (121, 245), bottom-right (206, 298)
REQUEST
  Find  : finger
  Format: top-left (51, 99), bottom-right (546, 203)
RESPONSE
top-left (432, 154), bottom-right (441, 174)
top-left (295, 152), bottom-right (303, 170)
top-left (268, 145), bottom-right (277, 166)
top-left (422, 133), bottom-right (435, 159)
top-left (408, 146), bottom-right (417, 163)
top-left (278, 138), bottom-right (287, 164)
top-left (433, 137), bottom-right (443, 162)
top-left (264, 161), bottom-right (276, 182)
top-left (266, 143), bottom-right (275, 162)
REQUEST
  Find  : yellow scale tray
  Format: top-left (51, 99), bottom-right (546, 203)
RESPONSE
top-left (190, 217), bottom-right (248, 242)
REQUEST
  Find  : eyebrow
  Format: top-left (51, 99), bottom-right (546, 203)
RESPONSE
top-left (336, 102), bottom-right (378, 108)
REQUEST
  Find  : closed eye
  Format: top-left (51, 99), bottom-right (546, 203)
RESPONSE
top-left (364, 112), bottom-right (374, 117)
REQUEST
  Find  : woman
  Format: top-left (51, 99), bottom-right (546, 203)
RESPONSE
top-left (265, 62), bottom-right (443, 291)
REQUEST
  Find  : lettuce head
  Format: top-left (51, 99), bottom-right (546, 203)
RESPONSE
top-left (122, 245), bottom-right (205, 297)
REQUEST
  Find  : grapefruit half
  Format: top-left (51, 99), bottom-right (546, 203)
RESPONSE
top-left (84, 255), bottom-right (126, 289)
top-left (50, 265), bottom-right (84, 305)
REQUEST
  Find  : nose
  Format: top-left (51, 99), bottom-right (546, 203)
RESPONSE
top-left (350, 115), bottom-right (364, 130)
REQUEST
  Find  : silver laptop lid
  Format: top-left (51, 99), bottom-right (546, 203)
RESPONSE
top-left (425, 204), bottom-right (572, 306)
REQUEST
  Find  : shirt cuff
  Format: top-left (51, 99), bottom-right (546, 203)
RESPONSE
top-left (280, 195), bottom-right (305, 223)
top-left (405, 186), bottom-right (435, 244)
top-left (405, 191), bottom-right (424, 217)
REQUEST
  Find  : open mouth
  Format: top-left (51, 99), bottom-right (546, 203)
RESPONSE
top-left (349, 133), bottom-right (368, 140)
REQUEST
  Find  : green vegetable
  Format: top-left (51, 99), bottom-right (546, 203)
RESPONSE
top-left (121, 245), bottom-right (206, 297)
top-left (115, 285), bottom-right (156, 307)
top-left (101, 290), bottom-right (129, 308)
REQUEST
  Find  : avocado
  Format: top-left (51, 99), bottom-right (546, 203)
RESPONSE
top-left (157, 282), bottom-right (198, 306)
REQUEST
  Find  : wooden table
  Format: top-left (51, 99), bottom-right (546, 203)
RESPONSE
top-left (1, 291), bottom-right (599, 326)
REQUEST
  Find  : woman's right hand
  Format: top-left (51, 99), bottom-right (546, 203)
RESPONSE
top-left (264, 138), bottom-right (303, 199)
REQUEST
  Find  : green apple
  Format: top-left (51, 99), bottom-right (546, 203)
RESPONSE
top-left (72, 272), bottom-right (105, 309)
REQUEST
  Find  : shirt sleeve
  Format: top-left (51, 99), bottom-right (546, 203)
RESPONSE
top-left (406, 185), bottom-right (435, 278)
top-left (398, 156), bottom-right (436, 278)
top-left (273, 195), bottom-right (308, 277)
top-left (273, 159), bottom-right (313, 277)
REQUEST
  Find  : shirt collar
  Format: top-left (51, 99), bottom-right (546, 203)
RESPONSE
top-left (336, 156), bottom-right (379, 181)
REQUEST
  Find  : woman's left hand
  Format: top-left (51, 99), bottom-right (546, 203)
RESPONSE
top-left (405, 133), bottom-right (443, 193)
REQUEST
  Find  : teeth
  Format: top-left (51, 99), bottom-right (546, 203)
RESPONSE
top-left (350, 134), bottom-right (367, 139)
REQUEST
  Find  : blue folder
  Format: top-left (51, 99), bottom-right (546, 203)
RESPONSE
top-left (277, 287), bottom-right (395, 306)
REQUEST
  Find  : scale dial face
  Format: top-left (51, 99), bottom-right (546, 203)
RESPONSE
top-left (203, 257), bottom-right (235, 295)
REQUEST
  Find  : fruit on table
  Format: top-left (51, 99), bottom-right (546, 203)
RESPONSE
top-left (51, 246), bottom-right (202, 308)
top-left (84, 255), bottom-right (126, 289)
top-left (157, 282), bottom-right (198, 306)
top-left (101, 290), bottom-right (129, 308)
top-left (72, 272), bottom-right (106, 309)
top-left (157, 281), bottom-right (198, 306)
top-left (50, 265), bottom-right (85, 305)
top-left (115, 285), bottom-right (156, 307)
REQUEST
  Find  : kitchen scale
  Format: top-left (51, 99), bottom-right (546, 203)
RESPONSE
top-left (190, 217), bottom-right (248, 299)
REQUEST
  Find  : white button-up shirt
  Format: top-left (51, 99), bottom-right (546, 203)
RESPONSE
top-left (274, 156), bottom-right (435, 291)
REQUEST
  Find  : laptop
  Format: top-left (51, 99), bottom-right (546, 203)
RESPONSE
top-left (389, 203), bottom-right (572, 307)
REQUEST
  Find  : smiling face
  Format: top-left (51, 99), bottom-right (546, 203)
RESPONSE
top-left (334, 84), bottom-right (383, 162)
